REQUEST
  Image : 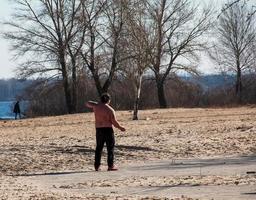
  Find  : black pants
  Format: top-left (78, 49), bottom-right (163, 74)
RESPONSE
top-left (15, 112), bottom-right (21, 120)
top-left (95, 127), bottom-right (115, 168)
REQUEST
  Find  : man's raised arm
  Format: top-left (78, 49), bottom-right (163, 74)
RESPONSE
top-left (86, 101), bottom-right (98, 108)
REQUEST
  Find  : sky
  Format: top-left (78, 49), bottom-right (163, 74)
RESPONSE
top-left (0, 0), bottom-right (15, 78)
top-left (0, 0), bottom-right (225, 79)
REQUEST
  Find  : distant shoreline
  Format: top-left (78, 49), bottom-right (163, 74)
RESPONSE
top-left (0, 117), bottom-right (14, 120)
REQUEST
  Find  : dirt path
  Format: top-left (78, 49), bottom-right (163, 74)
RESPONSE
top-left (13, 155), bottom-right (256, 200)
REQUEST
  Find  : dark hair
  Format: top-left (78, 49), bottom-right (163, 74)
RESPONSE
top-left (100, 93), bottom-right (111, 103)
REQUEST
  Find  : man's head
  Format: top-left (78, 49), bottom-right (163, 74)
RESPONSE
top-left (100, 93), bottom-right (111, 104)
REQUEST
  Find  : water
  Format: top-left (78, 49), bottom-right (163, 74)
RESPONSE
top-left (0, 101), bottom-right (15, 119)
top-left (0, 101), bottom-right (28, 119)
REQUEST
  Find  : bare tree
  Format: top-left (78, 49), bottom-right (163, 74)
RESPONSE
top-left (3, 0), bottom-right (86, 113)
top-left (210, 1), bottom-right (256, 103)
top-left (146, 0), bottom-right (213, 108)
top-left (218, 0), bottom-right (256, 17)
top-left (80, 0), bottom-right (126, 96)
top-left (121, 0), bottom-right (151, 120)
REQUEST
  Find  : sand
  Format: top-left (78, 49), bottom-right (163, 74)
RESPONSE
top-left (0, 107), bottom-right (256, 199)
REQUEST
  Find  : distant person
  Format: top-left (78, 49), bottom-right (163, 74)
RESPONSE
top-left (86, 93), bottom-right (126, 171)
top-left (13, 101), bottom-right (21, 120)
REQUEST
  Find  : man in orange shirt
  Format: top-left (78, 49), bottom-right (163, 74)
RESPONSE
top-left (86, 93), bottom-right (126, 171)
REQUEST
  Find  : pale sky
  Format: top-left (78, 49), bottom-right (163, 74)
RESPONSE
top-left (0, 0), bottom-right (15, 78)
top-left (0, 0), bottom-right (225, 78)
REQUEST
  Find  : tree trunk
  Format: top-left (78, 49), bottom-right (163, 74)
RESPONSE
top-left (88, 28), bottom-right (108, 97)
top-left (236, 67), bottom-right (242, 104)
top-left (59, 46), bottom-right (74, 114)
top-left (157, 80), bottom-right (167, 108)
top-left (61, 64), bottom-right (73, 114)
top-left (93, 73), bottom-right (104, 97)
top-left (71, 61), bottom-right (77, 113)
top-left (102, 45), bottom-right (118, 95)
top-left (133, 75), bottom-right (142, 120)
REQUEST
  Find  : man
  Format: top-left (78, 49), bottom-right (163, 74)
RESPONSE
top-left (13, 101), bottom-right (21, 120)
top-left (86, 93), bottom-right (126, 171)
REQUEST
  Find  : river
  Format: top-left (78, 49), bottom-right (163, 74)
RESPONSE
top-left (0, 101), bottom-right (28, 119)
top-left (0, 101), bottom-right (15, 119)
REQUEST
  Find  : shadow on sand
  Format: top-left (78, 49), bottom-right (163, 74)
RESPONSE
top-left (129, 155), bottom-right (256, 171)
top-left (14, 170), bottom-right (94, 177)
top-left (116, 145), bottom-right (159, 152)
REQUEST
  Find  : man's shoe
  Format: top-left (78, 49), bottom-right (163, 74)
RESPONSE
top-left (95, 166), bottom-right (101, 171)
top-left (108, 166), bottom-right (118, 171)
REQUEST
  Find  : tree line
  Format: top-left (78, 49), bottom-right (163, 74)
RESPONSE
top-left (2, 0), bottom-right (256, 119)
top-left (0, 79), bottom-right (33, 101)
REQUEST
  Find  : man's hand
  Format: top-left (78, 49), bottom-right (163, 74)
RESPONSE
top-left (119, 127), bottom-right (126, 132)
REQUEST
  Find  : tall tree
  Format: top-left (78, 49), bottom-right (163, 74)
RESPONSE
top-left (146, 0), bottom-right (213, 108)
top-left (210, 1), bottom-right (256, 103)
top-left (80, 0), bottom-right (126, 96)
top-left (3, 0), bottom-right (86, 113)
top-left (122, 0), bottom-right (151, 120)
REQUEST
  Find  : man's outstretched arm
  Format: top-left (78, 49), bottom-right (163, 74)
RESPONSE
top-left (86, 101), bottom-right (98, 108)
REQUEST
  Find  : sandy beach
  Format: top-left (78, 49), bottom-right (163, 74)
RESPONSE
top-left (0, 107), bottom-right (256, 199)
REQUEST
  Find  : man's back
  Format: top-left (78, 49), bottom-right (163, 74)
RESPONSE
top-left (93, 103), bottom-right (114, 128)
top-left (86, 97), bottom-right (125, 131)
